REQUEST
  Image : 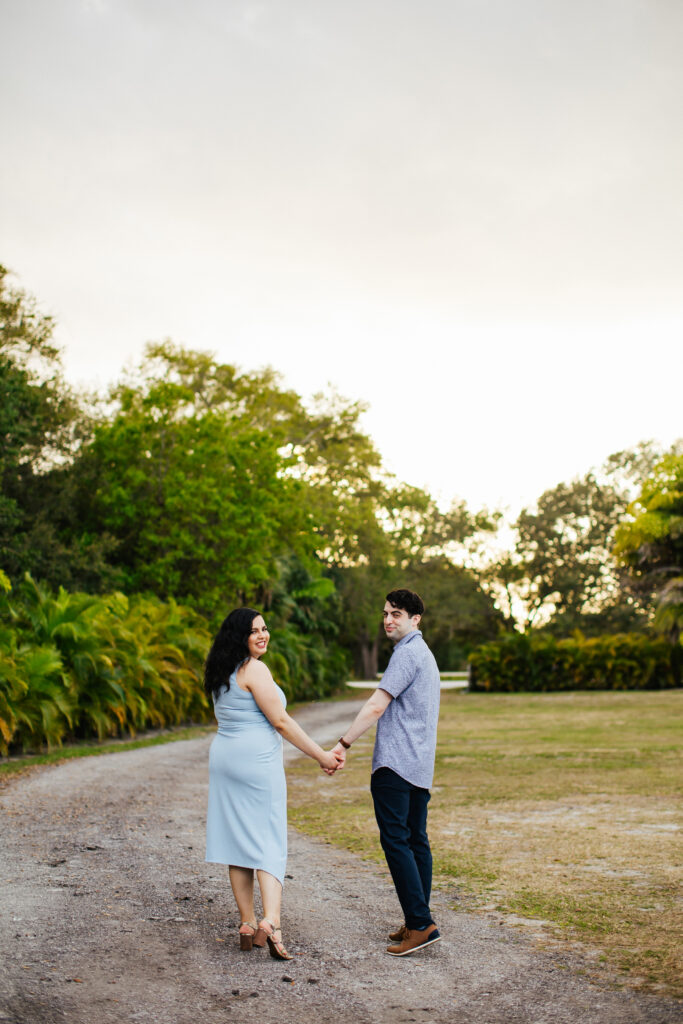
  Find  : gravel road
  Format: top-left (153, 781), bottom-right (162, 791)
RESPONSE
top-left (1, 700), bottom-right (681, 1024)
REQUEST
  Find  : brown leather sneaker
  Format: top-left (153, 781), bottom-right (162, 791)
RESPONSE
top-left (386, 924), bottom-right (441, 957)
top-left (388, 924), bottom-right (408, 942)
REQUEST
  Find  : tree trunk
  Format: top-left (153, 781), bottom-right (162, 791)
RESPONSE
top-left (671, 633), bottom-right (682, 688)
top-left (359, 629), bottom-right (381, 680)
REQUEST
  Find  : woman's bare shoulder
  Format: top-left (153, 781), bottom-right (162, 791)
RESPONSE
top-left (240, 657), bottom-right (274, 688)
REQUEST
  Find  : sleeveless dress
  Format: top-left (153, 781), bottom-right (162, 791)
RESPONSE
top-left (205, 670), bottom-right (288, 885)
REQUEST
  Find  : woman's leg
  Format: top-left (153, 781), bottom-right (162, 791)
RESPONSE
top-left (255, 871), bottom-right (292, 959)
top-left (229, 866), bottom-right (256, 925)
top-left (256, 870), bottom-right (283, 927)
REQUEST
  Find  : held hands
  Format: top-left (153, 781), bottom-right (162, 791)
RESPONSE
top-left (330, 741), bottom-right (347, 769)
top-left (319, 745), bottom-right (346, 776)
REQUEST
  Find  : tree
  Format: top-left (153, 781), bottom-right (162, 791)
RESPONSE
top-left (601, 440), bottom-right (683, 500)
top-left (74, 371), bottom-right (312, 614)
top-left (81, 342), bottom-right (438, 632)
top-left (482, 463), bottom-right (652, 635)
top-left (285, 387), bottom-right (386, 567)
top-left (1, 276), bottom-right (504, 688)
top-left (398, 556), bottom-right (503, 669)
top-left (614, 452), bottom-right (683, 648)
top-left (516, 474), bottom-right (640, 632)
top-left (261, 555), bottom-right (350, 699)
top-left (69, 343), bottom-right (400, 621)
top-left (0, 265), bottom-right (115, 589)
top-left (332, 489), bottom-right (497, 677)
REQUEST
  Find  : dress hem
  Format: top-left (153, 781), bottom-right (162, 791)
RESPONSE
top-left (204, 857), bottom-right (284, 886)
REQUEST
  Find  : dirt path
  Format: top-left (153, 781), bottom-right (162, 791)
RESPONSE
top-left (1, 701), bottom-right (681, 1024)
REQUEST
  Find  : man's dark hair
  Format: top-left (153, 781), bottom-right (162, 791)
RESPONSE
top-left (385, 589), bottom-right (424, 618)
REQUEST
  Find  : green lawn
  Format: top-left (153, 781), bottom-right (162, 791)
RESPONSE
top-left (287, 689), bottom-right (683, 998)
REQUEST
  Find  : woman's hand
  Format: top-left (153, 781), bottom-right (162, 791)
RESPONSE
top-left (318, 749), bottom-right (343, 774)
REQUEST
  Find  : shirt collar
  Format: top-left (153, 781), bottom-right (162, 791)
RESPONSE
top-left (395, 629), bottom-right (422, 649)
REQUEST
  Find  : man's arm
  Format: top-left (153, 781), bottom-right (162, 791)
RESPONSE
top-left (330, 687), bottom-right (393, 767)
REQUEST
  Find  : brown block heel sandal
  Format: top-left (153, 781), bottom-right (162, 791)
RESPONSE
top-left (253, 917), bottom-right (294, 960)
top-left (239, 921), bottom-right (256, 950)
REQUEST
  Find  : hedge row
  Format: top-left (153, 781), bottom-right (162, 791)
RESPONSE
top-left (0, 574), bottom-right (349, 755)
top-left (0, 575), bottom-right (213, 755)
top-left (468, 631), bottom-right (680, 693)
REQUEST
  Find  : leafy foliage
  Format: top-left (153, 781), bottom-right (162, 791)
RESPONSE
top-left (403, 556), bottom-right (503, 669)
top-left (0, 265), bottom-right (117, 590)
top-left (7, 268), bottom-right (679, 704)
top-left (614, 453), bottom-right (683, 646)
top-left (260, 555), bottom-right (350, 701)
top-left (332, 493), bottom-right (498, 676)
top-left (69, 343), bottom-right (395, 618)
top-left (0, 575), bottom-right (212, 754)
top-left (480, 451), bottom-right (679, 636)
top-left (468, 631), bottom-right (677, 693)
top-left (0, 562), bottom-right (352, 754)
top-left (77, 399), bottom-right (309, 610)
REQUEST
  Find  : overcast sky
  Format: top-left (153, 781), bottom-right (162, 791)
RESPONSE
top-left (2, 0), bottom-right (681, 513)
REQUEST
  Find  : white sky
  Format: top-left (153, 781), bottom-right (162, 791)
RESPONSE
top-left (2, 0), bottom-right (681, 514)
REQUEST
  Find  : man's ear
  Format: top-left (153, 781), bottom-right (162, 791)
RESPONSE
top-left (412, 614), bottom-right (422, 627)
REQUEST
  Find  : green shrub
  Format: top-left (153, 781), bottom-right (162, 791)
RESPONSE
top-left (468, 631), bottom-right (678, 693)
top-left (0, 572), bottom-right (350, 754)
top-left (0, 575), bottom-right (212, 754)
top-left (266, 621), bottom-right (349, 703)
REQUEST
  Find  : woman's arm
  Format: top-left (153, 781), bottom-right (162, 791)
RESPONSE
top-left (242, 660), bottom-right (340, 771)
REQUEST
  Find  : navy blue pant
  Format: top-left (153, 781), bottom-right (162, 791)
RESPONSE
top-left (370, 767), bottom-right (434, 930)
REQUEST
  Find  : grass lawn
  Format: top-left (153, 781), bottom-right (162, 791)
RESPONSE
top-left (287, 689), bottom-right (683, 998)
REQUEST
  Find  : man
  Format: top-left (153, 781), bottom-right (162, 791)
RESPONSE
top-left (331, 588), bottom-right (441, 957)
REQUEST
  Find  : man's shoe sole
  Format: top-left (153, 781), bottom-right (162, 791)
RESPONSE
top-left (386, 933), bottom-right (441, 957)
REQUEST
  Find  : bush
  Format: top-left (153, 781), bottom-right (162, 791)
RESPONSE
top-left (468, 631), bottom-right (679, 693)
top-left (0, 575), bottom-right (212, 754)
top-left (266, 621), bottom-right (349, 703)
top-left (0, 572), bottom-right (351, 754)
top-left (263, 559), bottom-right (351, 703)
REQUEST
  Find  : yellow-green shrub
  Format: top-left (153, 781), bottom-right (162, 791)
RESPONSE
top-left (468, 632), bottom-right (678, 693)
top-left (0, 575), bottom-right (212, 754)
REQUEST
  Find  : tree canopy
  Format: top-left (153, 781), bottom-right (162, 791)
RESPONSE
top-left (480, 447), bottom-right (683, 638)
top-left (2, 266), bottom-right (680, 694)
top-left (614, 452), bottom-right (683, 645)
top-left (0, 265), bottom-right (115, 589)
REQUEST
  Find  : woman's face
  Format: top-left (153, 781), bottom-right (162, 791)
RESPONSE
top-left (246, 615), bottom-right (269, 660)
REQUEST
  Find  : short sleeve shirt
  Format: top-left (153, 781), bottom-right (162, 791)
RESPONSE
top-left (372, 630), bottom-right (440, 790)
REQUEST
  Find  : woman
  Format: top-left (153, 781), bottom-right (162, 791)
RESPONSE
top-left (204, 607), bottom-right (340, 960)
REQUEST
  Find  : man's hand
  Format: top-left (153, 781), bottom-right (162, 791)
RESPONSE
top-left (319, 748), bottom-right (343, 775)
top-left (329, 742), bottom-right (347, 771)
top-left (322, 690), bottom-right (392, 777)
top-left (320, 743), bottom-right (346, 775)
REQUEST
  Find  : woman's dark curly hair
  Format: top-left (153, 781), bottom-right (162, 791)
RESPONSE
top-left (204, 607), bottom-right (263, 700)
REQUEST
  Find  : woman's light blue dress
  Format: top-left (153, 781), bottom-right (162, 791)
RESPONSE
top-left (205, 670), bottom-right (287, 885)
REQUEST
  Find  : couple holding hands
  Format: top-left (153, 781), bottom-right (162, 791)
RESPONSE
top-left (205, 589), bottom-right (441, 960)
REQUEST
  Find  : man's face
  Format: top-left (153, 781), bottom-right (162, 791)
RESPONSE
top-left (383, 601), bottom-right (421, 643)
